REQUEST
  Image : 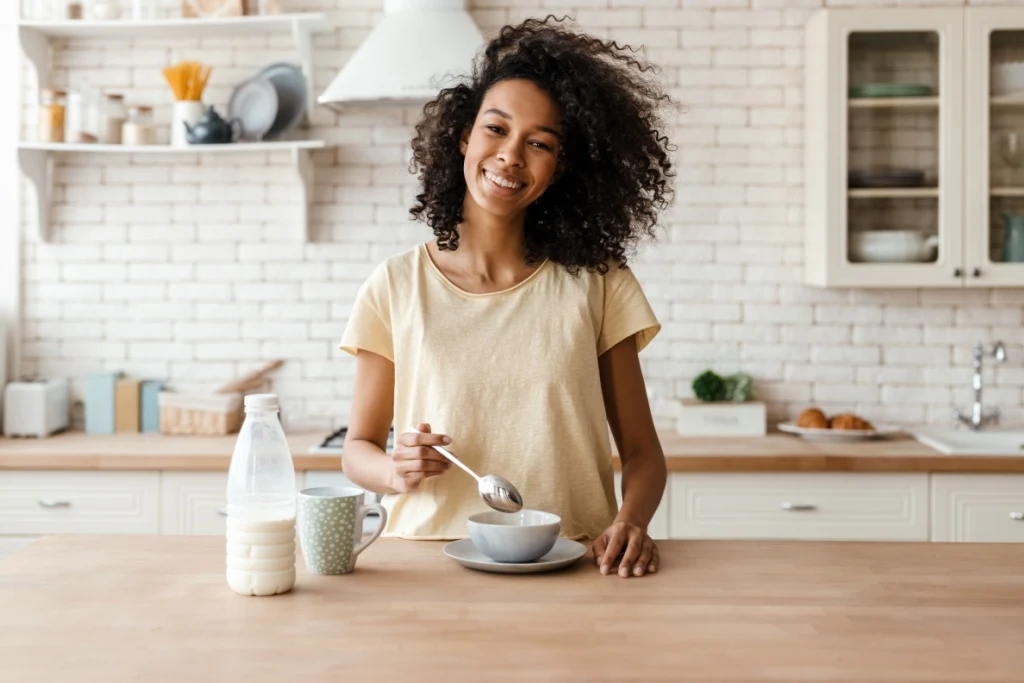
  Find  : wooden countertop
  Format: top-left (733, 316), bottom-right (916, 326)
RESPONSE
top-left (2, 535), bottom-right (1023, 681)
top-left (2, 429), bottom-right (1024, 472)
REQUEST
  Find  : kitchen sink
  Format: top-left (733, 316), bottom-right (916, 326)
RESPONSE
top-left (913, 429), bottom-right (1024, 456)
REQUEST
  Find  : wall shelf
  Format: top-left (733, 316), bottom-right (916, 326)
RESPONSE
top-left (991, 187), bottom-right (1024, 197)
top-left (18, 140), bottom-right (328, 243)
top-left (18, 13), bottom-right (330, 113)
top-left (990, 95), bottom-right (1024, 107)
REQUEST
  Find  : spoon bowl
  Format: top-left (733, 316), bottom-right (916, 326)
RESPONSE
top-left (408, 426), bottom-right (524, 513)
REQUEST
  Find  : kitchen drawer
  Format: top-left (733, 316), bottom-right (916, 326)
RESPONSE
top-left (931, 474), bottom-right (1024, 543)
top-left (668, 473), bottom-right (929, 541)
top-left (161, 471), bottom-right (307, 535)
top-left (613, 472), bottom-right (669, 540)
top-left (0, 471), bottom-right (159, 534)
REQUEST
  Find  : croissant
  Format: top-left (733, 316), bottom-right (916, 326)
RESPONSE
top-left (797, 407), bottom-right (829, 429)
top-left (828, 413), bottom-right (874, 431)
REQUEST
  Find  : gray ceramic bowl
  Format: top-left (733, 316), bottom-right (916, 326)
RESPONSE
top-left (467, 510), bottom-right (560, 563)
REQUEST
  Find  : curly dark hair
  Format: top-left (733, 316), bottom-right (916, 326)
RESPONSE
top-left (408, 15), bottom-right (676, 274)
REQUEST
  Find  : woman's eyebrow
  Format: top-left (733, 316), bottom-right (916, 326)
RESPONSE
top-left (483, 108), bottom-right (561, 137)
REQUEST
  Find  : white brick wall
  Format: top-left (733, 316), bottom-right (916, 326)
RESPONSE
top-left (16, 0), bottom-right (1024, 432)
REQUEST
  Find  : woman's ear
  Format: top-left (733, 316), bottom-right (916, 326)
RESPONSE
top-left (459, 125), bottom-right (471, 155)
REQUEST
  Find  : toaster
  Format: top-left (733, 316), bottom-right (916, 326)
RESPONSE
top-left (3, 378), bottom-right (70, 438)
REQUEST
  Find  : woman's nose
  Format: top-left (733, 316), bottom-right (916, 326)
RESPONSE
top-left (497, 140), bottom-right (525, 167)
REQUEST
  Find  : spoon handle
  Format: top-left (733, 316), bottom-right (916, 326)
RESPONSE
top-left (406, 426), bottom-right (481, 482)
top-left (429, 444), bottom-right (482, 482)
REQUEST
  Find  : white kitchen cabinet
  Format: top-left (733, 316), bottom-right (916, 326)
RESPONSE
top-left (805, 7), bottom-right (1024, 288)
top-left (613, 472), bottom-right (668, 540)
top-left (0, 471), bottom-right (160, 534)
top-left (668, 472), bottom-right (929, 541)
top-left (931, 474), bottom-right (1024, 542)
top-left (965, 8), bottom-right (1024, 287)
top-left (160, 471), bottom-right (307, 536)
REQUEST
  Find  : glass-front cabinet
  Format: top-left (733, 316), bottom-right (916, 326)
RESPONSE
top-left (806, 7), bottom-right (1024, 288)
top-left (966, 8), bottom-right (1024, 287)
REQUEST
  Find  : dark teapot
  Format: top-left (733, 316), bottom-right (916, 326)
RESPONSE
top-left (183, 105), bottom-right (243, 145)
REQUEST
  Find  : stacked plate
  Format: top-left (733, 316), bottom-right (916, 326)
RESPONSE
top-left (228, 63), bottom-right (309, 141)
top-left (849, 83), bottom-right (933, 98)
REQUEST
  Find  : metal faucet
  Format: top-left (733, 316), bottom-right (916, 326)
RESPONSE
top-left (952, 341), bottom-right (1006, 431)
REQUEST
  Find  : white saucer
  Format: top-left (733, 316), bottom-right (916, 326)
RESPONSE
top-left (777, 422), bottom-right (902, 442)
top-left (442, 538), bottom-right (588, 574)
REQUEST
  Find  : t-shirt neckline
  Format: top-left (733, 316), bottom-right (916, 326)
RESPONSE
top-left (419, 243), bottom-right (550, 298)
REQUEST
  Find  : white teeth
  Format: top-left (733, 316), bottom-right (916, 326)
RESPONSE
top-left (484, 171), bottom-right (523, 190)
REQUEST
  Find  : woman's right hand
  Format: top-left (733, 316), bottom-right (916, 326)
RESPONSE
top-left (388, 423), bottom-right (453, 493)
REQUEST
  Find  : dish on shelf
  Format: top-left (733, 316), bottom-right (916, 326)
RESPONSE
top-left (777, 422), bottom-right (902, 441)
top-left (849, 83), bottom-right (933, 98)
top-left (848, 230), bottom-right (939, 263)
top-left (258, 62), bottom-right (307, 139)
top-left (848, 168), bottom-right (926, 188)
top-left (228, 75), bottom-right (279, 141)
top-left (992, 61), bottom-right (1024, 97)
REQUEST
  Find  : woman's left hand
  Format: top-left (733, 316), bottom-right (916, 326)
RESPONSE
top-left (592, 519), bottom-right (659, 578)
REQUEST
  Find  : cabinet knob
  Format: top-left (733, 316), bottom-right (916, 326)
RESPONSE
top-left (953, 268), bottom-right (962, 277)
top-left (780, 502), bottom-right (817, 512)
top-left (1010, 512), bottom-right (1024, 521)
top-left (972, 267), bottom-right (981, 278)
top-left (38, 499), bottom-right (71, 509)
top-left (217, 506), bottom-right (228, 517)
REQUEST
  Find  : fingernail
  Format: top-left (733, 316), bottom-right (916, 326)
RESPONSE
top-left (634, 566), bottom-right (643, 576)
top-left (600, 564), bottom-right (609, 575)
top-left (442, 436), bottom-right (452, 444)
top-left (619, 566), bottom-right (629, 577)
top-left (649, 564), bottom-right (657, 573)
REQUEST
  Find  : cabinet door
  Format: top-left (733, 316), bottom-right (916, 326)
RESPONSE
top-left (0, 471), bottom-right (160, 534)
top-left (669, 472), bottom-right (929, 541)
top-left (932, 474), bottom-right (1024, 542)
top-left (965, 8), bottom-right (1024, 287)
top-left (805, 8), bottom-right (965, 288)
top-left (160, 471), bottom-right (307, 535)
top-left (614, 472), bottom-right (669, 540)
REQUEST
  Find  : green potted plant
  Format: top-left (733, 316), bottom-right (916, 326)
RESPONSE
top-left (677, 369), bottom-right (766, 436)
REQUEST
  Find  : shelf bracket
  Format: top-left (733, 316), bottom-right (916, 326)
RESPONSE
top-left (292, 146), bottom-right (313, 242)
top-left (18, 148), bottom-right (52, 243)
top-left (19, 26), bottom-right (50, 93)
top-left (291, 17), bottom-right (316, 128)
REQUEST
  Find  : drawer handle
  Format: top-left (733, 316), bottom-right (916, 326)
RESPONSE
top-left (217, 507), bottom-right (228, 517)
top-left (1010, 512), bottom-right (1024, 521)
top-left (38, 499), bottom-right (71, 509)
top-left (780, 502), bottom-right (816, 512)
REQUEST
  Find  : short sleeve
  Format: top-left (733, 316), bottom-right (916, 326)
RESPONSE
top-left (339, 263), bottom-right (394, 362)
top-left (596, 265), bottom-right (661, 356)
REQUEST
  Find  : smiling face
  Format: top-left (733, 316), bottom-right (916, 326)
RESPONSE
top-left (460, 78), bottom-right (563, 222)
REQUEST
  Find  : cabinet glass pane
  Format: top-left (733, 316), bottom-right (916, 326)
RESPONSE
top-left (846, 32), bottom-right (940, 265)
top-left (990, 30), bottom-right (1024, 265)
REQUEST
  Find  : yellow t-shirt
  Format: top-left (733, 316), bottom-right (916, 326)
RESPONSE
top-left (339, 243), bottom-right (660, 540)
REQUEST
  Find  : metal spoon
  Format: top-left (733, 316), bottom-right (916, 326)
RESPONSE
top-left (408, 427), bottom-right (523, 513)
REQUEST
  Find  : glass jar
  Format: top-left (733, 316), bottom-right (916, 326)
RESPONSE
top-left (101, 93), bottom-right (126, 144)
top-left (36, 88), bottom-right (66, 143)
top-left (66, 85), bottom-right (100, 144)
top-left (130, 0), bottom-right (155, 19)
top-left (122, 105), bottom-right (155, 145)
top-left (90, 0), bottom-right (123, 19)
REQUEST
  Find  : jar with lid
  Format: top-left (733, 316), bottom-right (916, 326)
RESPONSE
top-left (36, 89), bottom-right (66, 143)
top-left (90, 0), bottom-right (123, 19)
top-left (101, 93), bottom-right (126, 144)
top-left (122, 105), bottom-right (155, 146)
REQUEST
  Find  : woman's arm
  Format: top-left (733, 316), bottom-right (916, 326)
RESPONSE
top-left (342, 350), bottom-right (452, 494)
top-left (593, 334), bottom-right (667, 577)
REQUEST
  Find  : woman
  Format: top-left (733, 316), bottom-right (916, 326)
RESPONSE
top-left (340, 16), bottom-right (675, 578)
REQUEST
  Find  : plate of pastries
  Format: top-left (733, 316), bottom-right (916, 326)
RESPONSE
top-left (777, 407), bottom-right (901, 441)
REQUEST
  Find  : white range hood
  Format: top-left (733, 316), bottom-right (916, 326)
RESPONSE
top-left (318, 0), bottom-right (484, 107)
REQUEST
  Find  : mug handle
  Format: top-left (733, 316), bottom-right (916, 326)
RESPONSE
top-left (228, 117), bottom-right (245, 142)
top-left (351, 503), bottom-right (387, 559)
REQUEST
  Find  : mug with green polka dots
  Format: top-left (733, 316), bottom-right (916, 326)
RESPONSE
top-left (297, 487), bottom-right (387, 575)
